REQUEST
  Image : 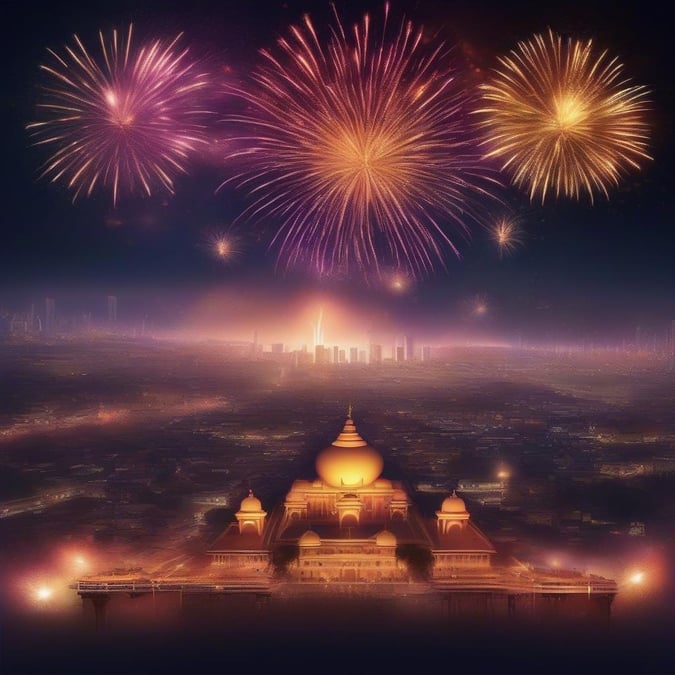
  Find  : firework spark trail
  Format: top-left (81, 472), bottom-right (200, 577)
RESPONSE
top-left (220, 4), bottom-right (501, 278)
top-left (478, 28), bottom-right (651, 203)
top-left (27, 24), bottom-right (211, 204)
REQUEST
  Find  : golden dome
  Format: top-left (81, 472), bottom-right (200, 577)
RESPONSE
top-left (239, 490), bottom-right (263, 512)
top-left (441, 491), bottom-right (468, 514)
top-left (315, 416), bottom-right (384, 489)
top-left (375, 530), bottom-right (397, 547)
top-left (298, 530), bottom-right (321, 547)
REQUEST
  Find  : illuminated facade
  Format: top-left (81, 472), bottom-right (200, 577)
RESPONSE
top-left (77, 411), bottom-right (618, 625)
top-left (208, 412), bottom-right (497, 583)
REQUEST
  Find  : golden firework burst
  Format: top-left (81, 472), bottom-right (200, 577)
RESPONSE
top-left (477, 28), bottom-right (651, 203)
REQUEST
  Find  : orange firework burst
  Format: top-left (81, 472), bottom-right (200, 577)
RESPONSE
top-left (221, 3), bottom-right (500, 278)
top-left (477, 29), bottom-right (651, 203)
top-left (202, 227), bottom-right (241, 264)
top-left (492, 215), bottom-right (523, 258)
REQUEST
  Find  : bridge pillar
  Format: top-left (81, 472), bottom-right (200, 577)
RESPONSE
top-left (81, 594), bottom-right (110, 632)
top-left (255, 593), bottom-right (270, 616)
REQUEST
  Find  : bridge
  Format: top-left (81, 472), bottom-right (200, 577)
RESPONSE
top-left (74, 578), bottom-right (272, 595)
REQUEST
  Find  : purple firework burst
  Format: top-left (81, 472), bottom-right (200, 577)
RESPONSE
top-left (27, 24), bottom-right (211, 204)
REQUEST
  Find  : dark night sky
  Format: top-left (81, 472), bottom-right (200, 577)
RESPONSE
top-left (1, 0), bottom-right (673, 338)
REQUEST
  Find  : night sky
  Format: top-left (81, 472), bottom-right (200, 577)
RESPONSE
top-left (2, 0), bottom-right (673, 338)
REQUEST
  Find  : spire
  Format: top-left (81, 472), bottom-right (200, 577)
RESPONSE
top-left (348, 402), bottom-right (353, 418)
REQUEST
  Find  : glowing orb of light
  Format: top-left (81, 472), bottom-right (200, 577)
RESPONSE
top-left (629, 571), bottom-right (645, 585)
top-left (35, 586), bottom-right (54, 602)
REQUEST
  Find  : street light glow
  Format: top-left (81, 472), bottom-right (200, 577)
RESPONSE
top-left (35, 586), bottom-right (53, 602)
top-left (630, 571), bottom-right (645, 585)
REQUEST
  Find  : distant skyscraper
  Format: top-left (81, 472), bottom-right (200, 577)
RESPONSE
top-left (107, 295), bottom-right (117, 324)
top-left (338, 349), bottom-right (346, 363)
top-left (44, 297), bottom-right (55, 335)
top-left (252, 331), bottom-right (259, 360)
top-left (350, 347), bottom-right (358, 364)
top-left (359, 349), bottom-right (367, 364)
top-left (404, 335), bottom-right (415, 361)
top-left (370, 343), bottom-right (382, 365)
top-left (333, 345), bottom-right (339, 364)
top-left (315, 344), bottom-right (330, 365)
top-left (271, 343), bottom-right (284, 354)
top-left (422, 345), bottom-right (432, 362)
top-left (396, 346), bottom-right (405, 362)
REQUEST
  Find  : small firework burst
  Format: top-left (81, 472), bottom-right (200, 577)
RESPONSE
top-left (203, 228), bottom-right (241, 264)
top-left (492, 215), bottom-right (524, 258)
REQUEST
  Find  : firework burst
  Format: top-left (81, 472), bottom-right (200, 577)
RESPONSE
top-left (27, 25), bottom-right (211, 204)
top-left (221, 3), bottom-right (500, 278)
top-left (477, 28), bottom-right (651, 203)
top-left (202, 227), bottom-right (242, 265)
top-left (470, 294), bottom-right (489, 318)
top-left (492, 215), bottom-right (523, 258)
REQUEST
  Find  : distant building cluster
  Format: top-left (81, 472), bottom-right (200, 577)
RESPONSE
top-left (0, 295), bottom-right (152, 339)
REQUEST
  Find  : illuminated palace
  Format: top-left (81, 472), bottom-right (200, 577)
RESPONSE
top-left (76, 411), bottom-right (617, 623)
top-left (205, 411), bottom-right (616, 618)
top-left (209, 412), bottom-right (495, 583)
